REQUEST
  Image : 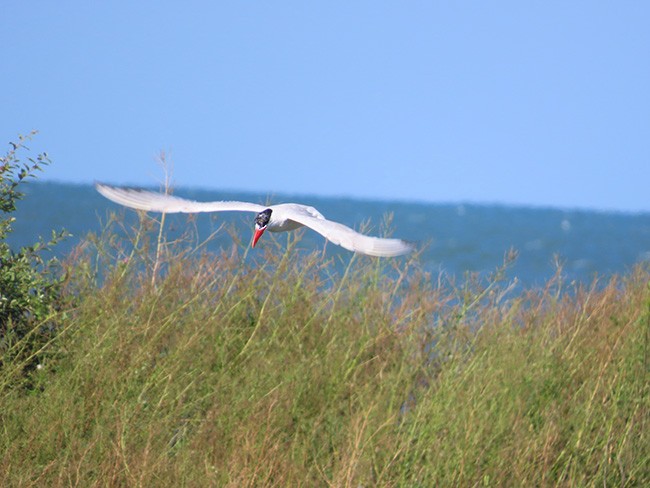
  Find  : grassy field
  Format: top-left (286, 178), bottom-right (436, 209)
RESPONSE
top-left (1, 218), bottom-right (648, 487)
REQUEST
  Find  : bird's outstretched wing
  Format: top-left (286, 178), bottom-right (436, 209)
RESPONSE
top-left (282, 206), bottom-right (414, 257)
top-left (96, 183), bottom-right (266, 214)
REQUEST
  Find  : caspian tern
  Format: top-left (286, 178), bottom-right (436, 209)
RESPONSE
top-left (95, 183), bottom-right (414, 257)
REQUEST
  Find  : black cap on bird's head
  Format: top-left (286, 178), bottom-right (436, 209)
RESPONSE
top-left (252, 209), bottom-right (272, 247)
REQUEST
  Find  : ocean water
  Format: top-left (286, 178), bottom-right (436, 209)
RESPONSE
top-left (7, 181), bottom-right (650, 287)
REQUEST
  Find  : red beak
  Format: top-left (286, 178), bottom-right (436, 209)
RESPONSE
top-left (252, 227), bottom-right (266, 247)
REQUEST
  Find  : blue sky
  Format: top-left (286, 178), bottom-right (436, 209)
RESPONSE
top-left (3, 2), bottom-right (649, 212)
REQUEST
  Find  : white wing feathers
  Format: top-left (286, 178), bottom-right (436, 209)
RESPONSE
top-left (95, 183), bottom-right (265, 214)
top-left (95, 183), bottom-right (414, 257)
top-left (282, 208), bottom-right (414, 257)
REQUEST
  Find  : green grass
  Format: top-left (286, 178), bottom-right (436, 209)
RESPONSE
top-left (1, 219), bottom-right (648, 486)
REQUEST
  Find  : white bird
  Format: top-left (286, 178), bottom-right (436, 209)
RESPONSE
top-left (95, 183), bottom-right (414, 257)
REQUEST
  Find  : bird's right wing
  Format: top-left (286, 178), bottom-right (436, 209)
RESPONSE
top-left (96, 183), bottom-right (266, 214)
top-left (283, 207), bottom-right (414, 257)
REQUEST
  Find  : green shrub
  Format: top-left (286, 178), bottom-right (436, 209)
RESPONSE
top-left (0, 131), bottom-right (68, 372)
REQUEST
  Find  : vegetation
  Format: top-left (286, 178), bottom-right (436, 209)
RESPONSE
top-left (0, 133), bottom-right (68, 375)
top-left (0, 137), bottom-right (648, 486)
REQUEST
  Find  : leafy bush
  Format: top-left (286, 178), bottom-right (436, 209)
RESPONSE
top-left (0, 131), bottom-right (68, 369)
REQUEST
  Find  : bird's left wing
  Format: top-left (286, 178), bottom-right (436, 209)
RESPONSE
top-left (283, 207), bottom-right (414, 257)
top-left (96, 183), bottom-right (266, 214)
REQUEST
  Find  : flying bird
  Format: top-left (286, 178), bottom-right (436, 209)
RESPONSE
top-left (96, 183), bottom-right (414, 257)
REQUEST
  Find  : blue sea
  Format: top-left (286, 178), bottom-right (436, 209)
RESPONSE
top-left (8, 181), bottom-right (650, 287)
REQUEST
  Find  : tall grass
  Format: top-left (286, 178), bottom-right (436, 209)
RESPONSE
top-left (0, 214), bottom-right (648, 486)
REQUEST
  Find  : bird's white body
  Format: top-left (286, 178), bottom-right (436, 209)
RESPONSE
top-left (95, 183), bottom-right (414, 257)
top-left (263, 203), bottom-right (325, 232)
